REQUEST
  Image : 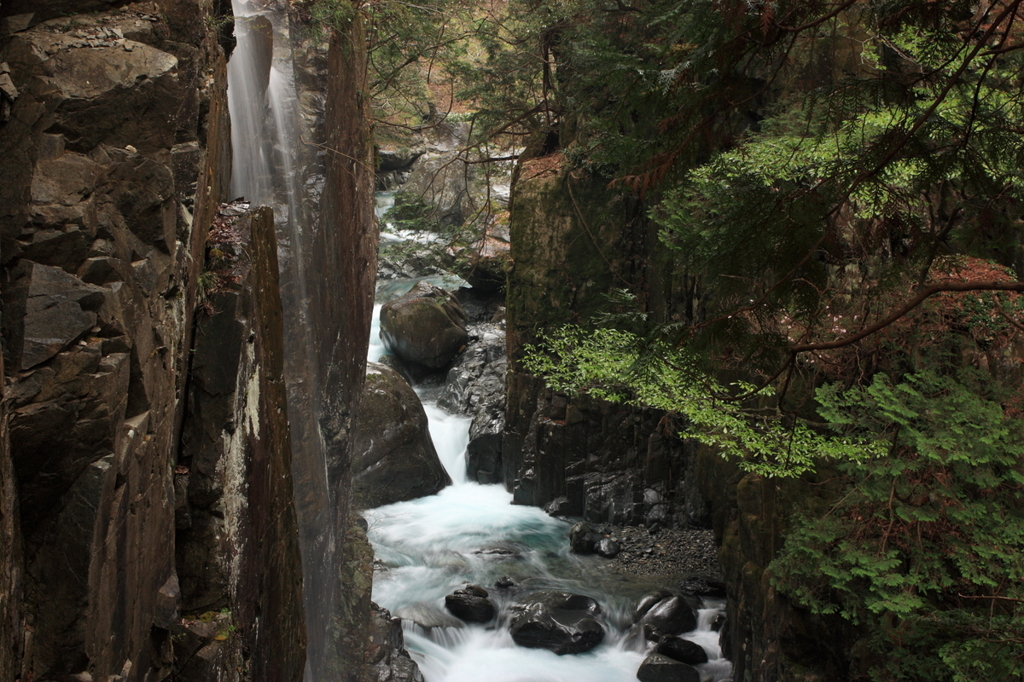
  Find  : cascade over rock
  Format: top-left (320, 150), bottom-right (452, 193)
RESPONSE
top-left (352, 363), bottom-right (451, 509)
top-left (438, 320), bottom-right (506, 483)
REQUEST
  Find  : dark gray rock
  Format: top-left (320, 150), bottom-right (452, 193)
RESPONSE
top-left (678, 577), bottom-right (727, 598)
top-left (544, 496), bottom-right (575, 517)
top-left (636, 596), bottom-right (698, 641)
top-left (365, 604), bottom-right (426, 682)
top-left (2, 261), bottom-right (106, 370)
top-left (594, 537), bottom-right (621, 558)
top-left (569, 522), bottom-right (599, 555)
top-left (444, 585), bottom-right (496, 623)
top-left (351, 363), bottom-right (451, 508)
top-left (380, 282), bottom-right (468, 368)
top-left (509, 591), bottom-right (605, 655)
top-left (636, 653), bottom-right (701, 682)
top-left (438, 321), bottom-right (506, 483)
top-left (656, 636), bottom-right (708, 665)
top-left (634, 591), bottom-right (673, 623)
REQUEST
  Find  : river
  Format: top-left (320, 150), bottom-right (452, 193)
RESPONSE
top-left (366, 199), bottom-right (733, 682)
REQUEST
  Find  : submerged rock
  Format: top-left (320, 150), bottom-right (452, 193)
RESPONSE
top-left (351, 363), bottom-right (451, 508)
top-left (394, 602), bottom-right (464, 630)
top-left (444, 584), bottom-right (496, 623)
top-left (636, 653), bottom-right (701, 682)
top-left (380, 282), bottom-right (468, 368)
top-left (509, 591), bottom-right (605, 655)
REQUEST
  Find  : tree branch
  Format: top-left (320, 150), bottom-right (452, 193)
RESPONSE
top-left (790, 281), bottom-right (1024, 353)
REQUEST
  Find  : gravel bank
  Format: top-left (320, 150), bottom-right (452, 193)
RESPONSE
top-left (602, 525), bottom-right (721, 579)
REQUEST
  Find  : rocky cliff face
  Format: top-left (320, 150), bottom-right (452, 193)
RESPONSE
top-left (502, 154), bottom-right (705, 529)
top-left (500, 152), bottom-right (827, 681)
top-left (0, 2), bottom-right (308, 680)
top-left (175, 206), bottom-right (306, 682)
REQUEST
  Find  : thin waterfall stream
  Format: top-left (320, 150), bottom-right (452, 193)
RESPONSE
top-left (366, 197), bottom-right (733, 682)
top-left (227, 4), bottom-right (335, 680)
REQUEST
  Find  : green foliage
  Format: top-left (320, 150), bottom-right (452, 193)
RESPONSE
top-left (522, 325), bottom-right (885, 477)
top-left (771, 371), bottom-right (1024, 681)
top-left (306, 0), bottom-right (357, 38)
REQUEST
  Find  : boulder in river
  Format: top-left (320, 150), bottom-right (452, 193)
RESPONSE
top-left (634, 595), bottom-right (698, 642)
top-left (656, 635), bottom-right (709, 665)
top-left (444, 584), bottom-right (496, 623)
top-left (636, 653), bottom-right (701, 682)
top-left (351, 363), bottom-right (451, 508)
top-left (380, 282), bottom-right (468, 368)
top-left (594, 537), bottom-right (621, 558)
top-left (634, 591), bottom-right (673, 622)
top-left (509, 591), bottom-right (605, 655)
top-left (569, 522), bottom-right (600, 554)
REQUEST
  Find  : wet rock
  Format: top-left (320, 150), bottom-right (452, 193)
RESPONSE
top-left (634, 591), bottom-right (673, 622)
top-left (438, 321), bottom-right (506, 483)
top-left (656, 636), bottom-right (708, 665)
top-left (636, 596), bottom-right (698, 641)
top-left (394, 602), bottom-right (464, 630)
top-left (380, 282), bottom-right (468, 368)
top-left (365, 604), bottom-right (426, 682)
top-left (351, 363), bottom-right (451, 508)
top-left (444, 585), bottom-right (496, 624)
top-left (569, 522), bottom-right (599, 555)
top-left (495, 576), bottom-right (516, 589)
top-left (594, 537), bottom-right (620, 558)
top-left (678, 577), bottom-right (727, 598)
top-left (509, 591), bottom-right (605, 655)
top-left (636, 653), bottom-right (700, 682)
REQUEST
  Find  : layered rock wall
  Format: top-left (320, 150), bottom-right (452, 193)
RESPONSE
top-left (175, 207), bottom-right (305, 682)
top-left (0, 1), bottom-right (307, 679)
top-left (502, 155), bottom-right (704, 527)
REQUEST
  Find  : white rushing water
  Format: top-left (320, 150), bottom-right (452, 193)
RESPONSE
top-left (365, 265), bottom-right (733, 682)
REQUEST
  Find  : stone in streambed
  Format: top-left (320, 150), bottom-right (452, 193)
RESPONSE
top-left (569, 522), bottom-right (599, 554)
top-left (444, 584), bottom-right (496, 623)
top-left (634, 590), bottom-right (673, 622)
top-left (633, 595), bottom-right (698, 643)
top-left (509, 591), bottom-right (605, 655)
top-left (380, 282), bottom-right (468, 368)
top-left (656, 636), bottom-right (708, 665)
top-left (594, 537), bottom-right (620, 558)
top-left (636, 653), bottom-right (700, 682)
top-left (351, 363), bottom-right (451, 508)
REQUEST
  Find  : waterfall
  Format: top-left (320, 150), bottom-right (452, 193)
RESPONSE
top-left (227, 3), bottom-right (334, 680)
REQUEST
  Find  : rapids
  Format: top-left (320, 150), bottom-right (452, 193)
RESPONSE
top-left (366, 201), bottom-right (733, 682)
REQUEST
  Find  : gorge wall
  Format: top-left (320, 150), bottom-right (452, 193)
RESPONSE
top-left (0, 2), bottom-right (238, 677)
top-left (502, 153), bottom-right (706, 529)
top-left (0, 1), bottom-right (379, 680)
top-left (500, 152), bottom-right (842, 681)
